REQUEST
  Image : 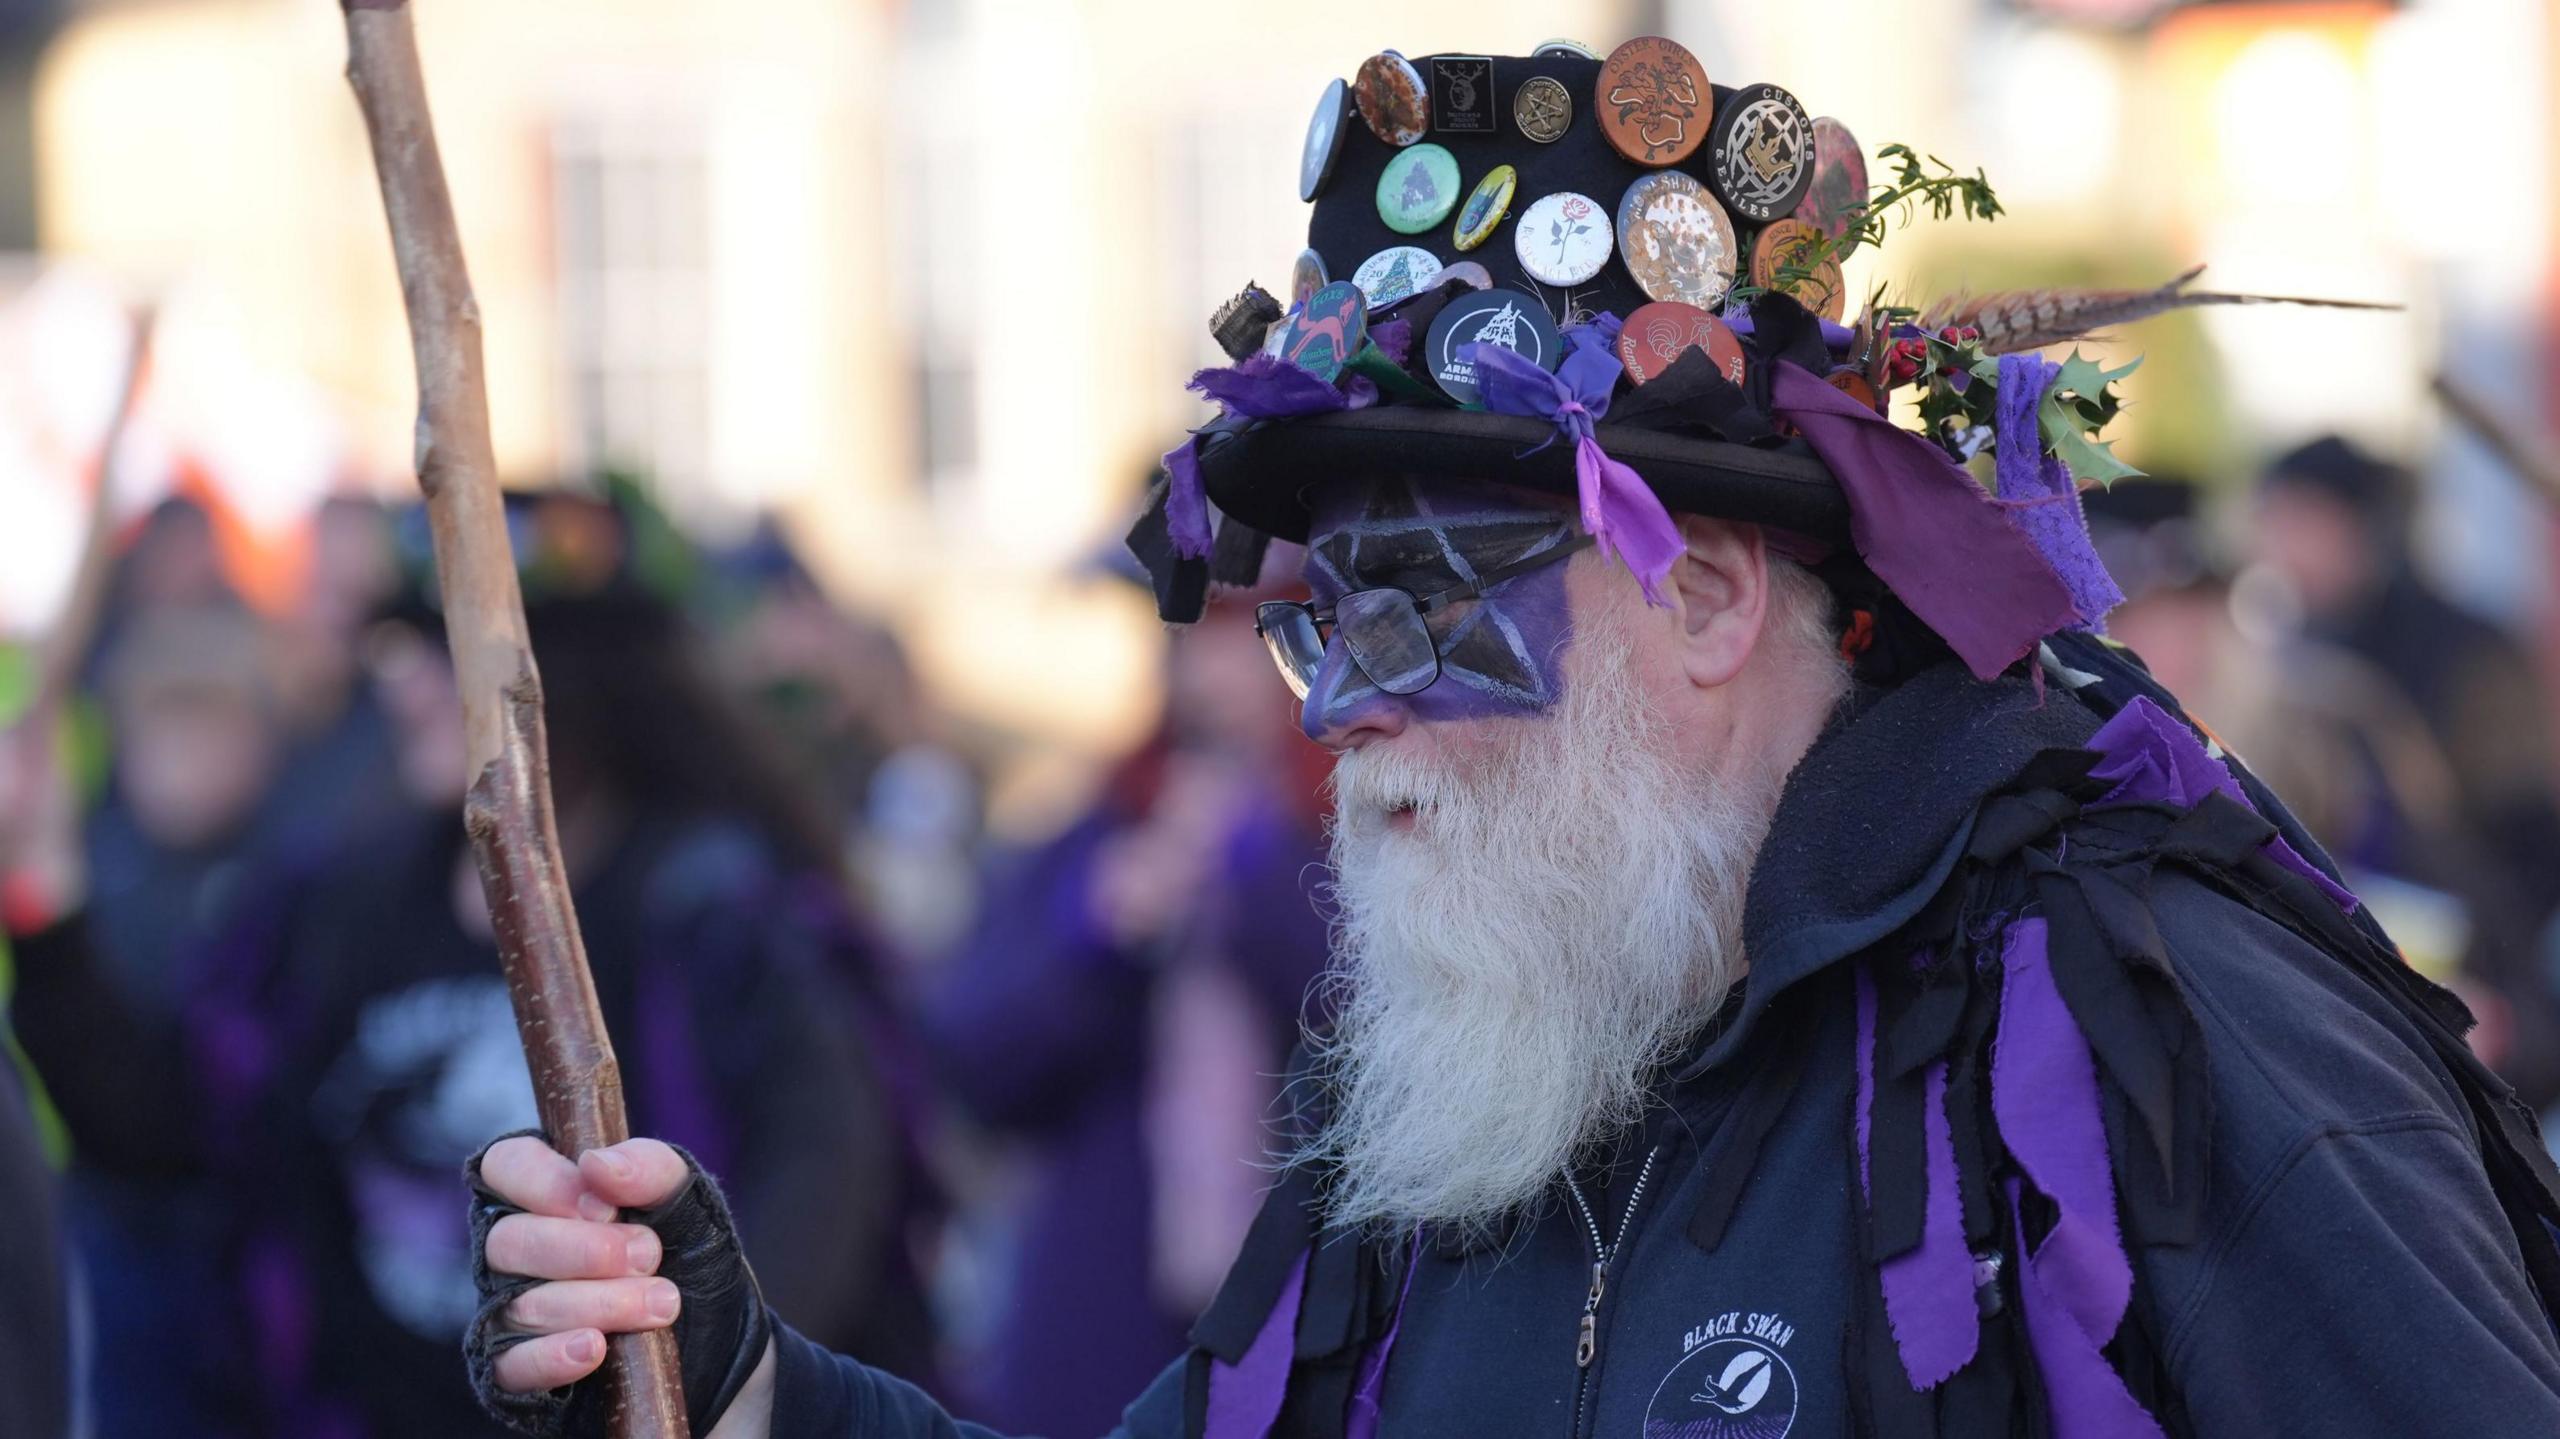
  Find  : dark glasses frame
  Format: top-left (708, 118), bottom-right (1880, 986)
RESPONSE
top-left (1254, 532), bottom-right (1598, 701)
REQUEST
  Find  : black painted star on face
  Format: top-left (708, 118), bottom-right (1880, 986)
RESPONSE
top-left (1306, 477), bottom-right (1582, 718)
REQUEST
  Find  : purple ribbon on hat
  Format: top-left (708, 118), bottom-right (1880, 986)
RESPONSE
top-left (1468, 316), bottom-right (1685, 607)
top-left (1768, 361), bottom-right (2079, 680)
top-left (1994, 353), bottom-right (2125, 631)
top-left (1994, 917), bottom-right (2168, 1439)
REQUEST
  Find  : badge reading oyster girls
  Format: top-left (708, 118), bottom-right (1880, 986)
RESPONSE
top-left (1595, 36), bottom-right (1711, 167)
top-left (1377, 143), bottom-right (1462, 234)
top-left (1300, 77), bottom-right (1351, 202)
top-left (1354, 52), bottom-right (1429, 147)
top-left (1452, 165), bottom-right (1518, 252)
top-left (1706, 81), bottom-right (1816, 223)
top-left (1616, 301), bottom-right (1747, 387)
top-left (1514, 192), bottom-right (1612, 286)
top-left (1615, 170), bottom-right (1737, 309)
top-left (1795, 116), bottom-right (1869, 252)
top-left (1275, 280), bottom-right (1368, 380)
top-left (1351, 245), bottom-right (1440, 309)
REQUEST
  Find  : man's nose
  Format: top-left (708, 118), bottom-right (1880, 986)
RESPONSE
top-left (1300, 639), bottom-right (1411, 750)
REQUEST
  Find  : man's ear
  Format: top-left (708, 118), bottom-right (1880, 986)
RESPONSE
top-left (1668, 515), bottom-right (1768, 690)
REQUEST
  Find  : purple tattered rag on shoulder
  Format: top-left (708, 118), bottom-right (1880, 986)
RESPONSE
top-left (1855, 967), bottom-right (1979, 1390)
top-left (2088, 695), bottom-right (2359, 912)
top-left (1993, 917), bottom-right (2166, 1439)
top-left (1470, 314), bottom-right (1684, 607)
top-left (1768, 361), bottom-right (2078, 680)
top-left (1993, 353), bottom-right (2123, 631)
top-left (1204, 1248), bottom-right (1305, 1439)
top-left (1162, 351), bottom-right (1383, 559)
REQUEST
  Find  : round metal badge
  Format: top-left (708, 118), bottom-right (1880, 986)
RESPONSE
top-left (1422, 260), bottom-right (1494, 292)
top-left (1354, 52), bottom-right (1429, 147)
top-left (1425, 287), bottom-right (1564, 407)
top-left (1514, 192), bottom-right (1612, 286)
top-left (1377, 143), bottom-right (1461, 234)
top-left (1512, 76), bottom-right (1574, 145)
top-left (1351, 245), bottom-right (1441, 309)
top-left (1616, 301), bottom-right (1747, 387)
top-left (1595, 36), bottom-right (1711, 166)
top-left (1748, 218), bottom-right (1845, 320)
top-left (1451, 165), bottom-right (1518, 252)
top-left (1615, 171), bottom-right (1737, 308)
top-left (1706, 82), bottom-right (1816, 223)
top-left (1300, 77), bottom-right (1351, 202)
top-left (1795, 116), bottom-right (1868, 251)
top-left (1289, 247), bottom-right (1329, 310)
top-left (1532, 38), bottom-right (1600, 59)
top-left (1275, 280), bottom-right (1369, 380)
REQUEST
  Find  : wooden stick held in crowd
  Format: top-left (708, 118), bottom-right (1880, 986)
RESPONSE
top-left (2430, 371), bottom-right (2560, 511)
top-left (338, 5), bottom-right (690, 1435)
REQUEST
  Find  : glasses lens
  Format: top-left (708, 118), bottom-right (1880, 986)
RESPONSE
top-left (1256, 602), bottom-right (1324, 700)
top-left (1337, 589), bottom-right (1440, 695)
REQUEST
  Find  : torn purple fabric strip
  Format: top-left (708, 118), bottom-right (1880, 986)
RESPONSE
top-left (1993, 353), bottom-right (2123, 632)
top-left (1205, 1249), bottom-right (1306, 1439)
top-left (1471, 326), bottom-right (1683, 607)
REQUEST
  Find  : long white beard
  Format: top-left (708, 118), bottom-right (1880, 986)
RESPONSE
top-left (1297, 619), bottom-right (1785, 1242)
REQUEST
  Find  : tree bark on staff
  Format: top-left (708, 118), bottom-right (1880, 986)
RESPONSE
top-left (338, 4), bottom-right (690, 1435)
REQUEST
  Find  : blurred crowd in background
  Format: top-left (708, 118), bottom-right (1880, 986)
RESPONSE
top-left (0, 0), bottom-right (2555, 1435)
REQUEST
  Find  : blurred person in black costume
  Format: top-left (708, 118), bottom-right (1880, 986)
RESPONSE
top-left (2095, 477), bottom-right (2560, 1105)
top-left (2, 484), bottom-right (943, 1436)
top-left (2249, 436), bottom-right (2560, 926)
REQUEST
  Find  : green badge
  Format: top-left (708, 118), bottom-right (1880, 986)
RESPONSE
top-left (1376, 143), bottom-right (1461, 235)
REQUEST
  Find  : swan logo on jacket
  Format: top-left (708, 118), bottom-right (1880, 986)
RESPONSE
top-left (1642, 1310), bottom-right (1799, 1439)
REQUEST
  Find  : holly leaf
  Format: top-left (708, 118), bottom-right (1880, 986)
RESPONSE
top-left (2038, 350), bottom-right (2143, 487)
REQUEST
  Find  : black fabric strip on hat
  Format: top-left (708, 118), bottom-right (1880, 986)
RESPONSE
top-left (1606, 347), bottom-right (1777, 444)
top-left (1208, 514), bottom-right (1274, 589)
top-left (1126, 477), bottom-right (1210, 624)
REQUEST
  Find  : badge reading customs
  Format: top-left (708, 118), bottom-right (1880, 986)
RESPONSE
top-left (1795, 116), bottom-right (1868, 251)
top-left (1615, 170), bottom-right (1737, 309)
top-left (1276, 279), bottom-right (1368, 380)
top-left (1354, 52), bottom-right (1429, 148)
top-left (1706, 81), bottom-right (1815, 223)
top-left (1426, 288), bottom-right (1562, 407)
top-left (1377, 143), bottom-right (1461, 234)
top-left (1514, 191), bottom-right (1611, 285)
top-left (1289, 247), bottom-right (1329, 310)
top-left (1617, 301), bottom-right (1746, 387)
top-left (1596, 36), bottom-right (1710, 166)
top-left (1430, 56), bottom-right (1496, 135)
top-left (1351, 245), bottom-right (1441, 309)
top-left (1452, 165), bottom-right (1518, 252)
top-left (1300, 77), bottom-right (1351, 202)
top-left (1513, 75), bottom-right (1573, 144)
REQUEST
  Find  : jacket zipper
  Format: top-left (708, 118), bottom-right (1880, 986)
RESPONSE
top-left (1564, 1146), bottom-right (1660, 1436)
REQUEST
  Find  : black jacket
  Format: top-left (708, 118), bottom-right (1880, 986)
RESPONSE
top-left (764, 647), bottom-right (2560, 1437)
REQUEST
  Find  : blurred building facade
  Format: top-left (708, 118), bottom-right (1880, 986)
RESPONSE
top-left (8, 0), bottom-right (2558, 811)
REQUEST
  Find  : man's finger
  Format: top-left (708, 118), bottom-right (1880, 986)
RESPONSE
top-left (503, 1277), bottom-right (680, 1337)
top-left (491, 1328), bottom-right (608, 1394)
top-left (479, 1136), bottom-right (591, 1220)
top-left (486, 1214), bottom-right (662, 1282)
top-left (577, 1139), bottom-right (689, 1210)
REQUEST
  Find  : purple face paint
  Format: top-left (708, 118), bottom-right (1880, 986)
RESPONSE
top-left (1298, 476), bottom-right (1581, 740)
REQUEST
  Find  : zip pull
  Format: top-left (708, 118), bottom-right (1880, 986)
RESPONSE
top-left (1576, 1261), bottom-right (1605, 1368)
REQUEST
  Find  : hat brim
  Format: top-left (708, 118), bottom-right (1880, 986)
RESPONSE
top-left (1194, 407), bottom-right (1852, 547)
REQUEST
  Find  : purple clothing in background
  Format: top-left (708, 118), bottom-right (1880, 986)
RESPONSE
top-left (922, 787), bottom-right (1332, 1439)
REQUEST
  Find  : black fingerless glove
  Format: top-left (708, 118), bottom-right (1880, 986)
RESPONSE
top-left (464, 1129), bottom-right (776, 1438)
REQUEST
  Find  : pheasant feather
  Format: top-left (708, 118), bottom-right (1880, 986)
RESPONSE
top-left (1921, 266), bottom-right (2399, 356)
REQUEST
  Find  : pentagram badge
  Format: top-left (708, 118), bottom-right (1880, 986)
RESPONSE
top-left (1513, 75), bottom-right (1573, 144)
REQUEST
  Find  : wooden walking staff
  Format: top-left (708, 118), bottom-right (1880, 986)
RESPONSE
top-left (339, 3), bottom-right (690, 1435)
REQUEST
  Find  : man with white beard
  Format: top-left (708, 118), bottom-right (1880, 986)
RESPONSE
top-left (459, 42), bottom-right (2560, 1439)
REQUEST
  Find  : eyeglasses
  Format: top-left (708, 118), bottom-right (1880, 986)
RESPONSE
top-left (1254, 533), bottom-right (1596, 701)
